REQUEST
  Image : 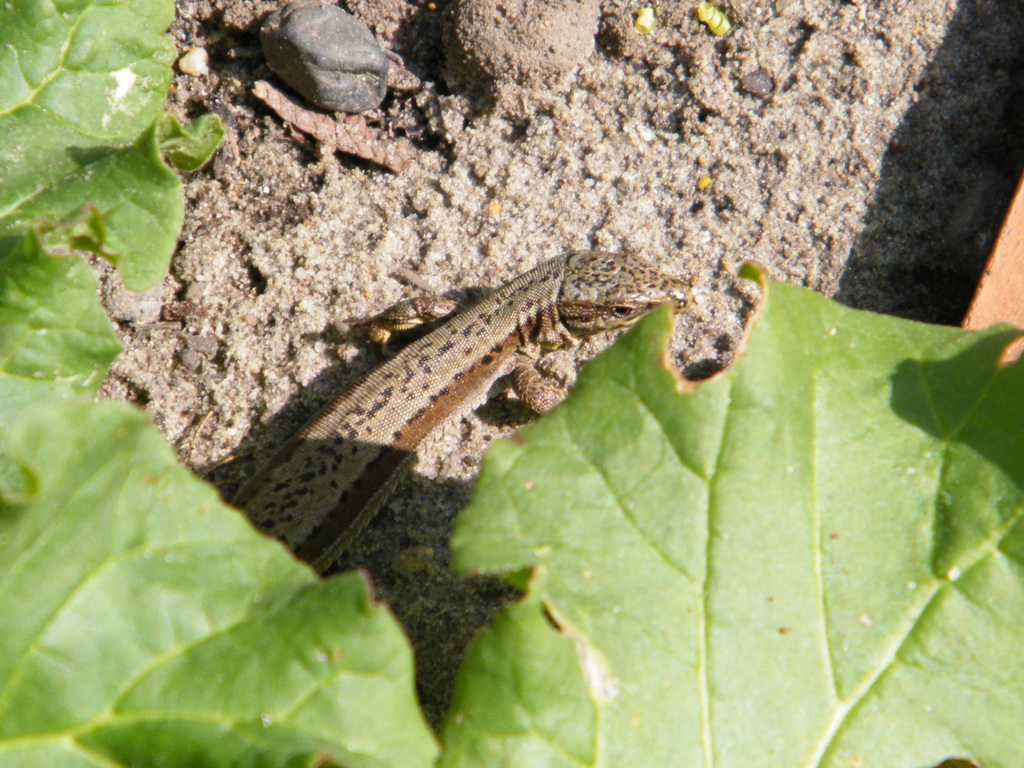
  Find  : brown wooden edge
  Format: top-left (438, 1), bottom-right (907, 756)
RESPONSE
top-left (962, 170), bottom-right (1024, 363)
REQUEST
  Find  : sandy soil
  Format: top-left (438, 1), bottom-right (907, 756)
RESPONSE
top-left (98, 0), bottom-right (1024, 725)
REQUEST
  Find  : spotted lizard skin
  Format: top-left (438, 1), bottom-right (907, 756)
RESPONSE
top-left (233, 251), bottom-right (688, 571)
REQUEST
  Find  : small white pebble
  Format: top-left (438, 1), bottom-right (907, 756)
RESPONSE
top-left (178, 47), bottom-right (209, 76)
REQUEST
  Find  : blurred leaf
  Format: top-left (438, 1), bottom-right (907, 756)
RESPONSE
top-left (0, 401), bottom-right (438, 768)
top-left (0, 212), bottom-right (121, 447)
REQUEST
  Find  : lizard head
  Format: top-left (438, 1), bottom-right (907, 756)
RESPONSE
top-left (557, 251), bottom-right (690, 333)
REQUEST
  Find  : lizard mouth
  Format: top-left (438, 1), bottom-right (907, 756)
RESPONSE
top-left (560, 299), bottom-right (676, 333)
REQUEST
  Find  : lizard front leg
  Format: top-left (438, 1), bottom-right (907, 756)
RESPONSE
top-left (366, 296), bottom-right (462, 346)
top-left (535, 302), bottom-right (576, 349)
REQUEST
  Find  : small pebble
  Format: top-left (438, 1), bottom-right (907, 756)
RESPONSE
top-left (178, 348), bottom-right (203, 371)
top-left (186, 333), bottom-right (219, 356)
top-left (260, 1), bottom-right (389, 113)
top-left (739, 68), bottom-right (775, 97)
top-left (184, 282), bottom-right (206, 302)
top-left (178, 47), bottom-right (209, 76)
top-left (102, 281), bottom-right (169, 323)
top-left (391, 546), bottom-right (436, 576)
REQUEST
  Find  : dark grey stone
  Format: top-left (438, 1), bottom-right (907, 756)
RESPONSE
top-left (260, 2), bottom-right (389, 113)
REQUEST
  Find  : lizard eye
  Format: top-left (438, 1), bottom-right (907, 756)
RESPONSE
top-left (611, 306), bottom-right (635, 318)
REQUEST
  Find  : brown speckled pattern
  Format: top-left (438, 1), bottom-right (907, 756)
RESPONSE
top-left (233, 251), bottom-right (688, 571)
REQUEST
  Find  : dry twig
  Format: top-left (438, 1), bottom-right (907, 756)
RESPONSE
top-left (253, 80), bottom-right (412, 173)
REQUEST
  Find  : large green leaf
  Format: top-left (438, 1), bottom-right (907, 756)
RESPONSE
top-left (446, 271), bottom-right (1024, 768)
top-left (0, 0), bottom-right (222, 290)
top-left (0, 401), bottom-right (438, 768)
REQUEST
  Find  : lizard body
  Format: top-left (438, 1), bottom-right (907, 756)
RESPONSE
top-left (233, 251), bottom-right (688, 571)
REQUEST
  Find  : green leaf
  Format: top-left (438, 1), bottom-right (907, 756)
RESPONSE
top-left (0, 213), bottom-right (121, 446)
top-left (0, 114), bottom-right (212, 291)
top-left (0, 0), bottom-right (222, 290)
top-left (447, 274), bottom-right (1024, 768)
top-left (156, 112), bottom-right (225, 173)
top-left (0, 0), bottom-right (174, 194)
top-left (0, 400), bottom-right (438, 768)
top-left (440, 596), bottom-right (597, 768)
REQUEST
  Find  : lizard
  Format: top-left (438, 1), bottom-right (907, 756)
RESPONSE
top-left (233, 250), bottom-right (690, 572)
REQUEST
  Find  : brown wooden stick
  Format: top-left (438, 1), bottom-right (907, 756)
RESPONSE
top-left (962, 171), bottom-right (1024, 363)
top-left (253, 80), bottom-right (412, 173)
